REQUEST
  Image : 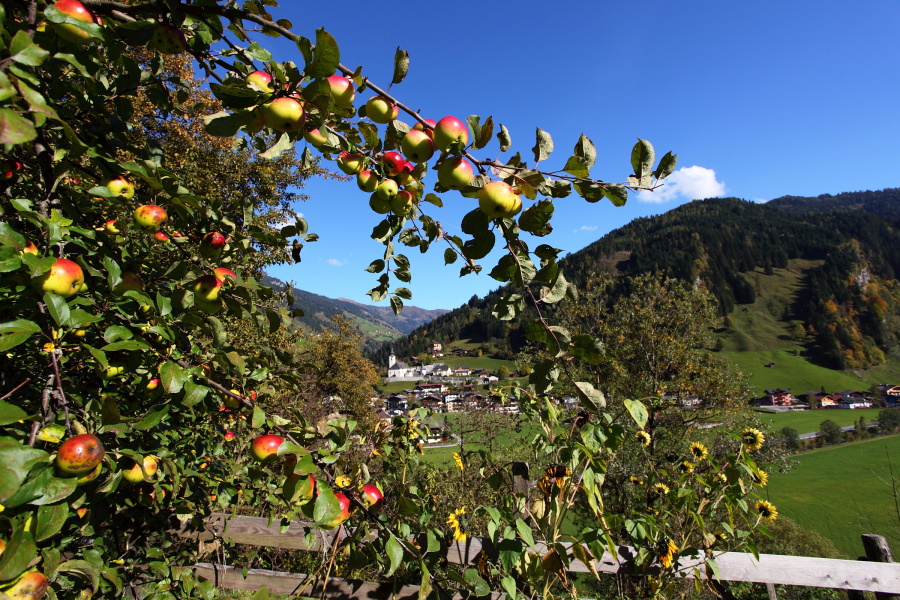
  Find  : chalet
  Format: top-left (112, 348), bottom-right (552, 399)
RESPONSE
top-left (420, 396), bottom-right (444, 411)
top-left (763, 389), bottom-right (793, 406)
top-left (819, 395), bottom-right (840, 408)
top-left (431, 341), bottom-right (443, 357)
top-left (838, 396), bottom-right (872, 409)
top-left (444, 397), bottom-right (467, 413)
top-left (421, 417), bottom-right (446, 444)
top-left (386, 395), bottom-right (408, 413)
top-left (414, 383), bottom-right (446, 397)
top-left (876, 384), bottom-right (900, 397)
top-left (453, 366), bottom-right (471, 377)
top-left (375, 408), bottom-right (391, 422)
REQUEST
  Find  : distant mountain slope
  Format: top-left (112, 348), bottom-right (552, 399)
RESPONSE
top-left (261, 275), bottom-right (448, 352)
top-left (373, 189), bottom-right (900, 374)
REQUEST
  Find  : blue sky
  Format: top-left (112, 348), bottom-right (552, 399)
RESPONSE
top-left (263, 1), bottom-right (900, 310)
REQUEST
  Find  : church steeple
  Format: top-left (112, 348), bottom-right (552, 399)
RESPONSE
top-left (388, 348), bottom-right (396, 368)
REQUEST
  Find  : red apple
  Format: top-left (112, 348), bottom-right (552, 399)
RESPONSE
top-left (360, 484), bottom-right (384, 513)
top-left (1, 158), bottom-right (24, 180)
top-left (214, 267), bottom-right (237, 284)
top-left (304, 128), bottom-right (329, 147)
top-left (4, 571), bottom-right (49, 600)
top-left (246, 70), bottom-right (274, 93)
top-left (327, 75), bottom-right (356, 108)
top-left (224, 431), bottom-right (235, 441)
top-left (437, 157), bottom-right (473, 190)
top-left (121, 455), bottom-right (159, 483)
top-left (133, 204), bottom-right (168, 232)
top-left (250, 434), bottom-right (284, 463)
top-left (321, 491), bottom-right (352, 529)
top-left (365, 96), bottom-right (399, 124)
top-left (146, 378), bottom-right (161, 392)
top-left (194, 274), bottom-right (223, 301)
top-left (20, 240), bottom-right (39, 255)
top-left (479, 180), bottom-right (522, 219)
top-left (52, 0), bottom-right (97, 45)
top-left (413, 118), bottom-right (437, 140)
top-left (394, 161), bottom-right (417, 186)
top-left (283, 473), bottom-right (316, 505)
top-left (55, 433), bottom-right (105, 476)
top-left (381, 151), bottom-right (406, 177)
top-left (401, 129), bottom-right (435, 163)
top-left (263, 97), bottom-right (305, 133)
top-left (433, 116), bottom-right (470, 152)
top-left (148, 23), bottom-right (188, 55)
top-left (200, 231), bottom-right (227, 258)
top-left (152, 232), bottom-right (170, 243)
top-left (34, 257), bottom-right (84, 298)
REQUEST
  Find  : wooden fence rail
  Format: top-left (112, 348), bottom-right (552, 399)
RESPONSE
top-left (175, 512), bottom-right (900, 598)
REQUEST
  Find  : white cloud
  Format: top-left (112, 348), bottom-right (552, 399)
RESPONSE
top-left (326, 258), bottom-right (347, 267)
top-left (574, 225), bottom-right (598, 233)
top-left (271, 210), bottom-right (305, 231)
top-left (635, 166), bottom-right (726, 204)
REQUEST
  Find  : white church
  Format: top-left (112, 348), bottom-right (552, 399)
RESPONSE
top-left (386, 349), bottom-right (452, 382)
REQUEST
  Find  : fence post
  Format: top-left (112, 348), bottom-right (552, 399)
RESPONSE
top-left (862, 535), bottom-right (900, 600)
top-left (511, 462), bottom-right (530, 521)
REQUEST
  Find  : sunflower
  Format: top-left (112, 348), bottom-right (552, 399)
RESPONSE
top-left (689, 442), bottom-right (709, 461)
top-left (679, 461), bottom-right (694, 474)
top-left (755, 500), bottom-right (778, 521)
top-left (751, 469), bottom-right (769, 487)
top-left (635, 431), bottom-right (651, 447)
top-left (447, 507), bottom-right (468, 542)
top-left (452, 452), bottom-right (464, 472)
top-left (742, 428), bottom-right (765, 451)
top-left (651, 483), bottom-right (670, 496)
top-left (658, 539), bottom-right (679, 569)
top-left (628, 476), bottom-right (644, 485)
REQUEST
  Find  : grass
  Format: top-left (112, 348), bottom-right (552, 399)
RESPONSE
top-left (767, 435), bottom-right (900, 557)
top-left (755, 408), bottom-right (883, 435)
top-left (724, 349), bottom-right (868, 397)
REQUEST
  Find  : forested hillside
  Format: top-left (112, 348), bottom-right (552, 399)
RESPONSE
top-left (372, 189), bottom-right (900, 371)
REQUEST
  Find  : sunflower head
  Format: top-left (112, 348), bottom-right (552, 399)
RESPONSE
top-left (755, 499), bottom-right (778, 521)
top-left (742, 428), bottom-right (765, 451)
top-left (635, 430), bottom-right (651, 447)
top-left (751, 469), bottom-right (769, 487)
top-left (689, 442), bottom-right (709, 461)
top-left (679, 461), bottom-right (694, 474)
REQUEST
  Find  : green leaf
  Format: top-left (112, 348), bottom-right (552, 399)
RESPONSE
top-left (394, 287), bottom-right (412, 300)
top-left (9, 31), bottom-right (50, 67)
top-left (474, 116), bottom-right (494, 150)
top-left (134, 404), bottom-right (170, 431)
top-left (385, 534), bottom-right (404, 576)
top-left (159, 361), bottom-right (187, 394)
top-left (574, 381), bottom-right (606, 411)
top-left (532, 128), bottom-right (553, 163)
top-left (654, 151), bottom-right (678, 180)
top-left (390, 295), bottom-right (403, 315)
top-left (501, 576), bottom-right (518, 600)
top-left (0, 319), bottom-right (42, 352)
top-left (58, 559), bottom-right (100, 593)
top-left (443, 248), bottom-right (457, 265)
top-left (498, 124), bottom-right (512, 152)
top-left (0, 402), bottom-right (28, 426)
top-left (0, 108), bottom-right (37, 144)
top-left (392, 47), bottom-right (409, 85)
top-left (260, 132), bottom-right (293, 159)
top-left (519, 199), bottom-right (554, 236)
top-left (463, 570), bottom-right (491, 597)
top-left (312, 484), bottom-right (341, 526)
top-left (630, 138), bottom-right (655, 187)
top-left (181, 381), bottom-right (209, 408)
top-left (203, 110), bottom-right (252, 137)
top-left (574, 133), bottom-right (597, 168)
top-left (602, 184), bottom-right (628, 207)
top-left (35, 502), bottom-right (69, 541)
top-left (249, 588), bottom-right (270, 600)
top-left (251, 405), bottom-right (266, 429)
top-left (562, 155), bottom-right (590, 178)
top-left (0, 527), bottom-right (36, 581)
top-left (515, 518), bottom-right (535, 548)
top-left (570, 335), bottom-right (605, 364)
top-left (307, 28), bottom-right (340, 77)
top-left (624, 399), bottom-right (648, 429)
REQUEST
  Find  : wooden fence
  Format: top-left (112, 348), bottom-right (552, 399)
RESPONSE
top-left (171, 512), bottom-right (900, 600)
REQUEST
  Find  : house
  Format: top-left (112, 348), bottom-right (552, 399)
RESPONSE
top-left (453, 366), bottom-right (471, 377)
top-left (431, 341), bottom-right (443, 357)
top-left (763, 389), bottom-right (793, 406)
top-left (420, 417), bottom-right (446, 444)
top-left (819, 395), bottom-right (840, 408)
top-left (876, 384), bottom-right (900, 397)
top-left (838, 396), bottom-right (872, 409)
top-left (420, 396), bottom-right (444, 411)
top-left (386, 395), bottom-right (408, 413)
top-left (414, 383), bottom-right (445, 397)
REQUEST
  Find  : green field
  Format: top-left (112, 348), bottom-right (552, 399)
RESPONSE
top-left (724, 350), bottom-right (867, 397)
top-left (767, 435), bottom-right (900, 557)
top-left (755, 408), bottom-right (882, 435)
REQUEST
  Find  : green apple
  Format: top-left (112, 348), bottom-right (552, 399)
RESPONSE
top-left (401, 130), bottom-right (435, 163)
top-left (369, 192), bottom-right (392, 214)
top-left (121, 455), bottom-right (159, 483)
top-left (365, 96), bottom-right (399, 124)
top-left (34, 257), bottom-right (84, 298)
top-left (262, 97), bottom-right (305, 133)
top-left (479, 180), bottom-right (523, 219)
top-left (336, 152), bottom-right (365, 175)
top-left (433, 116), bottom-right (470, 152)
top-left (391, 190), bottom-right (414, 216)
top-left (148, 23), bottom-right (188, 55)
top-left (243, 107), bottom-right (267, 134)
top-left (103, 176), bottom-right (134, 199)
top-left (113, 271), bottom-right (143, 295)
top-left (437, 157), bottom-right (473, 190)
top-left (51, 0), bottom-right (97, 45)
top-left (133, 204), bottom-right (168, 232)
top-left (246, 70), bottom-right (274, 93)
top-left (356, 169), bottom-right (378, 193)
top-left (194, 274), bottom-right (223, 302)
top-left (413, 118), bottom-right (437, 140)
top-left (375, 178), bottom-right (399, 201)
top-left (327, 75), bottom-right (356, 107)
top-left (55, 433), bottom-right (105, 476)
top-left (304, 128), bottom-right (329, 147)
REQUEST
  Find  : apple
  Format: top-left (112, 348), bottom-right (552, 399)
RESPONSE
top-left (200, 231), bottom-right (227, 258)
top-left (152, 231), bottom-right (170, 243)
top-left (365, 96), bottom-right (399, 124)
top-left (224, 431), bottom-right (235, 441)
top-left (375, 178), bottom-right (399, 201)
top-left (356, 170), bottom-right (378, 193)
top-left (391, 190), bottom-right (414, 216)
top-left (394, 161), bottom-right (417, 186)
top-left (146, 378), bottom-right (161, 392)
top-left (283, 473), bottom-right (316, 505)
top-left (121, 455), bottom-right (158, 483)
top-left (243, 107), bottom-right (267, 134)
top-left (104, 220), bottom-right (123, 234)
top-left (360, 483), bottom-right (384, 513)
top-left (214, 267), bottom-right (237, 284)
top-left (304, 128), bottom-right (329, 147)
top-left (20, 240), bottom-right (39, 255)
top-left (413, 118), bottom-right (437, 140)
top-left (148, 24), bottom-right (188, 55)
top-left (433, 116), bottom-right (470, 152)
top-left (194, 274), bottom-right (223, 301)
top-left (133, 204), bottom-right (167, 232)
top-left (76, 463), bottom-right (102, 486)
top-left (1, 158), bottom-right (24, 180)
top-left (401, 130), bottom-right (435, 163)
top-left (195, 296), bottom-right (222, 314)
top-left (250, 434), bottom-right (284, 463)
top-left (263, 97), bottom-right (305, 133)
top-left (327, 75), bottom-right (356, 107)
top-left (368, 192), bottom-right (391, 215)
top-left (34, 257), bottom-right (84, 298)
top-left (55, 433), bottom-right (105, 476)
top-left (381, 151), bottom-right (406, 177)
top-left (52, 0), bottom-right (96, 45)
top-left (336, 152), bottom-right (365, 175)
top-left (479, 180), bottom-right (523, 219)
top-left (113, 271), bottom-right (142, 295)
top-left (100, 364), bottom-right (125, 380)
top-left (321, 491), bottom-right (352, 529)
top-left (437, 157), bottom-right (473, 190)
top-left (103, 176), bottom-right (134, 199)
top-left (246, 70), bottom-right (274, 93)
top-left (4, 571), bottom-right (49, 600)
top-left (73, 329), bottom-right (87, 337)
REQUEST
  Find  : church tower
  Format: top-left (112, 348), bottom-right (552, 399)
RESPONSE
top-left (388, 348), bottom-right (396, 368)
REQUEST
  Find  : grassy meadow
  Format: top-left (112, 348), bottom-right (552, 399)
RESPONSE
top-left (755, 408), bottom-right (882, 435)
top-left (767, 435), bottom-right (900, 557)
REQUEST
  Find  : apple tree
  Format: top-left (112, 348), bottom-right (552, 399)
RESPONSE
top-left (0, 1), bottom-right (776, 599)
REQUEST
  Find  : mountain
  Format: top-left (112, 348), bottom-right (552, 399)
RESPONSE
top-left (260, 275), bottom-right (448, 353)
top-left (371, 189), bottom-right (900, 377)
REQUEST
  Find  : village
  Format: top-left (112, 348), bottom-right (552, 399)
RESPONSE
top-left (758, 385), bottom-right (900, 410)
